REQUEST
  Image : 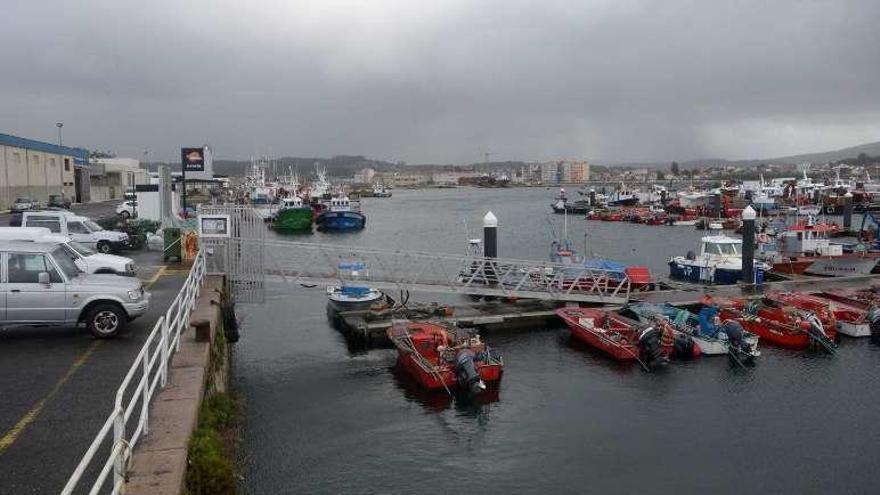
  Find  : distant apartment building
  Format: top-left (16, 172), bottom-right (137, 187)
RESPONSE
top-left (540, 160), bottom-right (591, 184)
top-left (353, 167), bottom-right (376, 184)
top-left (0, 133), bottom-right (89, 209)
top-left (90, 157), bottom-right (149, 201)
top-left (387, 172), bottom-right (428, 188)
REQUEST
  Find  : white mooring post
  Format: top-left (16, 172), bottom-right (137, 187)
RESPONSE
top-left (483, 211), bottom-right (498, 258)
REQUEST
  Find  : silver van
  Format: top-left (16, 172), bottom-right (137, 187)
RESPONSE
top-left (0, 241), bottom-right (150, 338)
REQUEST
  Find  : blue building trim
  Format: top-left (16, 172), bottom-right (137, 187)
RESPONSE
top-left (0, 133), bottom-right (90, 166)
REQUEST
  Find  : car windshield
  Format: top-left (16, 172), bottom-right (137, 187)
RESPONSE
top-left (51, 246), bottom-right (81, 278)
top-left (84, 220), bottom-right (103, 231)
top-left (15, 198), bottom-right (30, 203)
top-left (70, 242), bottom-right (96, 256)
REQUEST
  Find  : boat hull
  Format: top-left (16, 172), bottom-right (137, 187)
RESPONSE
top-left (557, 308), bottom-right (645, 361)
top-left (668, 260), bottom-right (743, 285)
top-left (316, 210), bottom-right (367, 231)
top-left (838, 321), bottom-right (871, 337)
top-left (396, 352), bottom-right (503, 391)
top-left (273, 207), bottom-right (313, 232)
top-left (803, 256), bottom-right (878, 276)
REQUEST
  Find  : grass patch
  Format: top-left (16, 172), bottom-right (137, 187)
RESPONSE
top-left (186, 393), bottom-right (241, 495)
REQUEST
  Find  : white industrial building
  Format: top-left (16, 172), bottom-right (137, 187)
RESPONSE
top-left (90, 157), bottom-right (150, 201)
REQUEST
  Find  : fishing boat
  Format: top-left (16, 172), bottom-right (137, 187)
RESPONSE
top-left (315, 196), bottom-right (367, 231)
top-left (273, 196), bottom-right (313, 232)
top-left (668, 234), bottom-right (768, 285)
top-left (719, 298), bottom-right (837, 351)
top-left (556, 307), bottom-right (676, 369)
top-left (627, 303), bottom-right (759, 357)
top-left (763, 220), bottom-right (880, 276)
top-left (387, 321), bottom-right (503, 395)
top-left (606, 184), bottom-right (639, 207)
top-left (372, 183), bottom-right (392, 198)
top-left (551, 188), bottom-right (591, 214)
top-left (766, 291), bottom-right (869, 337)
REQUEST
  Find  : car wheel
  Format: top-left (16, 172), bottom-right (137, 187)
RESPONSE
top-left (97, 241), bottom-right (112, 253)
top-left (86, 303), bottom-right (126, 339)
top-left (120, 210), bottom-right (131, 219)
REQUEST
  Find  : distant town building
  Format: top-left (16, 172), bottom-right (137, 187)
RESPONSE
top-left (353, 167), bottom-right (376, 184)
top-left (387, 172), bottom-right (429, 188)
top-left (0, 132), bottom-right (89, 208)
top-left (90, 157), bottom-right (150, 201)
top-left (540, 160), bottom-right (591, 184)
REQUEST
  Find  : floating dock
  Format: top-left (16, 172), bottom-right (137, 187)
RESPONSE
top-left (329, 272), bottom-right (880, 346)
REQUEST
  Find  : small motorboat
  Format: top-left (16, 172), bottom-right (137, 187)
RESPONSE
top-left (387, 321), bottom-right (503, 395)
top-left (556, 307), bottom-right (680, 370)
top-left (627, 302), bottom-right (759, 358)
top-left (719, 298), bottom-right (837, 352)
top-left (767, 291), bottom-right (870, 337)
top-left (326, 285), bottom-right (384, 312)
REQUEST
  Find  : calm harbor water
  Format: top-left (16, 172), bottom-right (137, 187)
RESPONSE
top-left (236, 187), bottom-right (880, 494)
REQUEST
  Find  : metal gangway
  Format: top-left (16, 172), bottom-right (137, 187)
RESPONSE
top-left (199, 206), bottom-right (633, 304)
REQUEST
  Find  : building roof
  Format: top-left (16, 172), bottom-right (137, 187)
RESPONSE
top-left (0, 133), bottom-right (90, 165)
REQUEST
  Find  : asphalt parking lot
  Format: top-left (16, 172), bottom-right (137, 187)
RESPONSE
top-left (0, 248), bottom-right (191, 494)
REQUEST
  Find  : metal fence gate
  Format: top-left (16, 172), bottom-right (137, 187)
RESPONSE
top-left (198, 204), bottom-right (266, 303)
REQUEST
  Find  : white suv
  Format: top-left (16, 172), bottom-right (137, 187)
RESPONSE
top-left (0, 227), bottom-right (136, 275)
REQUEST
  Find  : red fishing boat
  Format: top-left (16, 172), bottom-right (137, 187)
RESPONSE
top-left (556, 307), bottom-right (678, 368)
top-left (767, 291), bottom-right (869, 337)
top-left (719, 298), bottom-right (837, 350)
top-left (387, 321), bottom-right (503, 394)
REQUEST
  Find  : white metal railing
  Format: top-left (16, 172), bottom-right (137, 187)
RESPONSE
top-left (61, 250), bottom-right (207, 495)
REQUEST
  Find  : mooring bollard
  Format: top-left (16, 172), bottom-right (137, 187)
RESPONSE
top-left (589, 189), bottom-right (596, 206)
top-left (843, 191), bottom-right (853, 232)
top-left (741, 205), bottom-right (756, 286)
top-left (483, 211), bottom-right (498, 258)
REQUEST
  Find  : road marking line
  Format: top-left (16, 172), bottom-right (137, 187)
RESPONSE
top-left (144, 266), bottom-right (167, 288)
top-left (0, 340), bottom-right (102, 455)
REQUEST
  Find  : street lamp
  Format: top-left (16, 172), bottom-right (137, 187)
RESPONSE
top-left (55, 122), bottom-right (64, 146)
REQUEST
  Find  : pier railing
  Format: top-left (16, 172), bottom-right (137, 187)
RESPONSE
top-left (243, 239), bottom-right (632, 303)
top-left (61, 251), bottom-right (206, 495)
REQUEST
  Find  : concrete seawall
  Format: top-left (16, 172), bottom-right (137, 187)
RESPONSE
top-left (126, 274), bottom-right (230, 495)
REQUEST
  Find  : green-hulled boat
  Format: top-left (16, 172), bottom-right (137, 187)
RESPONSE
top-left (273, 197), bottom-right (314, 232)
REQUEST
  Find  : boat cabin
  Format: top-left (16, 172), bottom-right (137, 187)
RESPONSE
top-left (328, 196), bottom-right (358, 211)
top-left (780, 223), bottom-right (842, 256)
top-left (697, 235), bottom-right (742, 258)
top-left (281, 196), bottom-right (304, 208)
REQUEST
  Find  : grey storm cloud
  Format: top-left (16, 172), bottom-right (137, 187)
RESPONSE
top-left (2, 0), bottom-right (879, 163)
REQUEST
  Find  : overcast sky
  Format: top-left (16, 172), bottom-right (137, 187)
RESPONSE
top-left (2, 0), bottom-right (879, 164)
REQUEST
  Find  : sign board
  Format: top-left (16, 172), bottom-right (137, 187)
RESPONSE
top-left (198, 214), bottom-right (231, 238)
top-left (181, 147), bottom-right (205, 172)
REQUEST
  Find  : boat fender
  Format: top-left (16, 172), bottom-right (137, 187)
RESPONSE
top-left (455, 350), bottom-right (485, 395)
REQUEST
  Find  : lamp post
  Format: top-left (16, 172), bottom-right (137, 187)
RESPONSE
top-left (55, 122), bottom-right (63, 146)
top-left (741, 205), bottom-right (757, 286)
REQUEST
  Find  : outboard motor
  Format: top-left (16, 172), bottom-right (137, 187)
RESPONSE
top-left (455, 350), bottom-right (485, 395)
top-left (804, 314), bottom-right (835, 353)
top-left (672, 332), bottom-right (695, 360)
top-left (867, 307), bottom-right (880, 345)
top-left (638, 326), bottom-right (667, 370)
top-left (722, 320), bottom-right (753, 366)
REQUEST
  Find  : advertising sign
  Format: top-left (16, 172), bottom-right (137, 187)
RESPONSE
top-left (181, 147), bottom-right (205, 172)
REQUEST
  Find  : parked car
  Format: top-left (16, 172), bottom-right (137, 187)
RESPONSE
top-left (116, 201), bottom-right (137, 219)
top-left (0, 227), bottom-right (137, 276)
top-left (11, 198), bottom-right (41, 213)
top-left (47, 194), bottom-right (72, 209)
top-left (0, 240), bottom-right (149, 338)
top-left (21, 211), bottom-right (129, 253)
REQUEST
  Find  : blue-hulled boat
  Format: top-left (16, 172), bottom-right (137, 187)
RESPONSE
top-left (316, 196), bottom-right (366, 231)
